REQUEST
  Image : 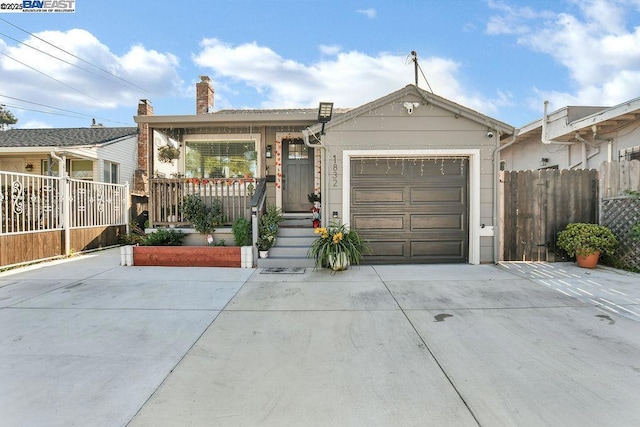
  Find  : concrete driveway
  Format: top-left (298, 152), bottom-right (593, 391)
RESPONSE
top-left (1, 249), bottom-right (639, 426)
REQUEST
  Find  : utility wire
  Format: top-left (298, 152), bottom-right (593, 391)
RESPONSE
top-left (0, 17), bottom-right (150, 94)
top-left (0, 94), bottom-right (132, 125)
top-left (0, 50), bottom-right (107, 105)
top-left (0, 30), bottom-right (126, 87)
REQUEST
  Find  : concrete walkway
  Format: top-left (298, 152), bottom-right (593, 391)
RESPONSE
top-left (1, 249), bottom-right (639, 426)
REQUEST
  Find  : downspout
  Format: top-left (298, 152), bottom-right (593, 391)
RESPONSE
top-left (303, 128), bottom-right (328, 226)
top-left (492, 130), bottom-right (517, 263)
top-left (50, 151), bottom-right (70, 256)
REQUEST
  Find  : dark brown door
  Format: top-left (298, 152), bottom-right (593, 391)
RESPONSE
top-left (350, 157), bottom-right (469, 264)
top-left (283, 138), bottom-right (314, 212)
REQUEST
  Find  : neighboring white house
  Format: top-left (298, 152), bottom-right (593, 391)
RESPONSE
top-left (0, 124), bottom-right (179, 184)
top-left (501, 96), bottom-right (640, 171)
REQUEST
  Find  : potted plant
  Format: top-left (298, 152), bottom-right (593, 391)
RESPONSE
top-left (157, 145), bottom-right (180, 163)
top-left (308, 192), bottom-right (321, 228)
top-left (257, 205), bottom-right (283, 258)
top-left (556, 222), bottom-right (618, 268)
top-left (257, 237), bottom-right (273, 258)
top-left (307, 222), bottom-right (370, 271)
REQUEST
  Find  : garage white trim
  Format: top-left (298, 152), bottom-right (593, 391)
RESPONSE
top-left (343, 149), bottom-right (481, 265)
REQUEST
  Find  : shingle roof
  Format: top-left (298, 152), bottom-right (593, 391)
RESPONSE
top-left (0, 127), bottom-right (138, 148)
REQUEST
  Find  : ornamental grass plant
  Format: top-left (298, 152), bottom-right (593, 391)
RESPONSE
top-left (307, 222), bottom-right (370, 269)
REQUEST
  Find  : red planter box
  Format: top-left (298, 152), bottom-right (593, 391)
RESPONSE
top-left (133, 246), bottom-right (241, 267)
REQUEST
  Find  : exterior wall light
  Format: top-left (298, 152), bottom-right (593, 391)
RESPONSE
top-left (318, 102), bottom-right (334, 135)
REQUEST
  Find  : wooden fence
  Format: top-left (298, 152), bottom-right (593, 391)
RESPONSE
top-left (500, 169), bottom-right (599, 262)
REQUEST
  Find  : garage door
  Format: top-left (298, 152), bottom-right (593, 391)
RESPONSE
top-left (350, 157), bottom-right (469, 264)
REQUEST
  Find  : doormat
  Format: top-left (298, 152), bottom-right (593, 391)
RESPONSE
top-left (260, 267), bottom-right (306, 274)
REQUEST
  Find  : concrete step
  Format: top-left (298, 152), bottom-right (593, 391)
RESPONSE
top-left (277, 227), bottom-right (316, 238)
top-left (257, 222), bottom-right (317, 268)
top-left (269, 246), bottom-right (310, 257)
top-left (280, 217), bottom-right (314, 228)
top-left (257, 256), bottom-right (317, 268)
top-left (276, 235), bottom-right (317, 246)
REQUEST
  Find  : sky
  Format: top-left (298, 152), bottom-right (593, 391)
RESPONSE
top-left (0, 0), bottom-right (639, 130)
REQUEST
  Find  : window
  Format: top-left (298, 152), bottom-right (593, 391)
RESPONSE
top-left (40, 159), bottom-right (94, 179)
top-left (620, 146), bottom-right (640, 161)
top-left (41, 159), bottom-right (59, 176)
top-left (104, 160), bottom-right (119, 183)
top-left (185, 140), bottom-right (256, 178)
top-left (71, 160), bottom-right (93, 180)
top-left (286, 139), bottom-right (308, 159)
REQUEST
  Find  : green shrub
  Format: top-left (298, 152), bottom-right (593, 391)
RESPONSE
top-left (181, 194), bottom-right (223, 234)
top-left (557, 223), bottom-right (618, 257)
top-left (258, 205), bottom-right (283, 250)
top-left (141, 228), bottom-right (185, 246)
top-left (232, 217), bottom-right (252, 246)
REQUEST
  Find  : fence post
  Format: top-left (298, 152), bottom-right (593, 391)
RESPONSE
top-left (63, 176), bottom-right (71, 256)
top-left (124, 181), bottom-right (131, 235)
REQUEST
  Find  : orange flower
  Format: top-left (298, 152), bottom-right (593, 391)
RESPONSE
top-left (332, 232), bottom-right (343, 244)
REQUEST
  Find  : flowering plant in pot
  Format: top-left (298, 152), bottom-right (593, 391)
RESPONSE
top-left (556, 222), bottom-right (618, 268)
top-left (307, 222), bottom-right (370, 271)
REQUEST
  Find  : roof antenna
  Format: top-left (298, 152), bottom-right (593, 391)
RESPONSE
top-left (410, 51), bottom-right (434, 93)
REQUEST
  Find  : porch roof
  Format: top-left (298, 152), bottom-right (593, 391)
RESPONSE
top-left (134, 108), bottom-right (338, 128)
top-left (511, 95), bottom-right (640, 145)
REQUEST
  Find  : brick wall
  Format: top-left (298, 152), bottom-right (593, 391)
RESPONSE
top-left (196, 76), bottom-right (214, 114)
top-left (134, 99), bottom-right (153, 195)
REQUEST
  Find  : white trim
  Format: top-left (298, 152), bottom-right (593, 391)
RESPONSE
top-left (342, 149), bottom-right (481, 265)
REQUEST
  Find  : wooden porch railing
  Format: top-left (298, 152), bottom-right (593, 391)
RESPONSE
top-left (149, 178), bottom-right (258, 227)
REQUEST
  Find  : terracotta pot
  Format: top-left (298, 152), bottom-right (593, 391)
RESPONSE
top-left (576, 251), bottom-right (600, 269)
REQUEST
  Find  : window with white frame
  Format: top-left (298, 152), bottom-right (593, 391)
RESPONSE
top-left (41, 159), bottom-right (94, 179)
top-left (71, 160), bottom-right (93, 180)
top-left (184, 140), bottom-right (257, 178)
top-left (103, 160), bottom-right (119, 183)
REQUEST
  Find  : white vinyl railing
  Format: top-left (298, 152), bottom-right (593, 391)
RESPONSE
top-left (1, 171), bottom-right (128, 235)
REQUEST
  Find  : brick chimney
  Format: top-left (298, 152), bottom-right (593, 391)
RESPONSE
top-left (196, 76), bottom-right (214, 114)
top-left (134, 99), bottom-right (153, 195)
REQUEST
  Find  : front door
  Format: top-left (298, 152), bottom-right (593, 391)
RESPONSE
top-left (283, 138), bottom-right (313, 212)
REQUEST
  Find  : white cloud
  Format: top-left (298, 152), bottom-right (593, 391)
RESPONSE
top-left (319, 45), bottom-right (341, 56)
top-left (0, 29), bottom-right (184, 113)
top-left (357, 8), bottom-right (377, 19)
top-left (192, 39), bottom-right (508, 115)
top-left (488, 0), bottom-right (640, 109)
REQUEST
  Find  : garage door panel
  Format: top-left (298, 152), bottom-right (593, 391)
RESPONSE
top-left (411, 240), bottom-right (464, 258)
top-left (353, 187), bottom-right (405, 204)
top-left (411, 214), bottom-right (465, 231)
top-left (367, 240), bottom-right (406, 257)
top-left (410, 187), bottom-right (465, 204)
top-left (352, 215), bottom-right (404, 231)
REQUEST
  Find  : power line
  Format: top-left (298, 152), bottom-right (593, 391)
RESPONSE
top-left (0, 50), bottom-right (108, 105)
top-left (0, 94), bottom-right (132, 125)
top-left (0, 17), bottom-right (150, 94)
top-left (0, 30), bottom-right (127, 87)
